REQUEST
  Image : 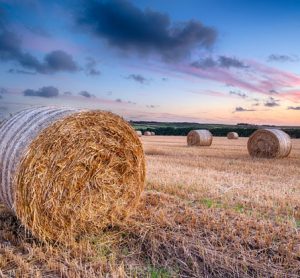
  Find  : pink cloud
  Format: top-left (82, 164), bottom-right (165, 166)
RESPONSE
top-left (280, 90), bottom-right (300, 102)
top-left (170, 59), bottom-right (300, 102)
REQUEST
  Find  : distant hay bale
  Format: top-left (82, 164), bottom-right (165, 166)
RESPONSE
top-left (136, 130), bottom-right (142, 137)
top-left (144, 131), bottom-right (152, 136)
top-left (187, 129), bottom-right (213, 146)
top-left (247, 128), bottom-right (292, 158)
top-left (0, 107), bottom-right (145, 242)
top-left (227, 132), bottom-right (239, 139)
top-left (151, 131), bottom-right (155, 136)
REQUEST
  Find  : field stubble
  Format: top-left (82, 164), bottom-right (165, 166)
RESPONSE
top-left (0, 136), bottom-right (300, 277)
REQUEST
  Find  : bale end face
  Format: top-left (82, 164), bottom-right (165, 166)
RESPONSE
top-left (247, 129), bottom-right (292, 158)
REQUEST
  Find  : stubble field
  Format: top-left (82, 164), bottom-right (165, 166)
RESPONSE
top-left (0, 136), bottom-right (300, 277)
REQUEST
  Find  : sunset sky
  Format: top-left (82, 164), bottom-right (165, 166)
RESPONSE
top-left (1, 0), bottom-right (300, 125)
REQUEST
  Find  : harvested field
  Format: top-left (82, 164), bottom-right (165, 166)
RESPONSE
top-left (1, 136), bottom-right (300, 277)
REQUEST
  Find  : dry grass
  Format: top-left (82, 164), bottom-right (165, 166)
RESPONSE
top-left (1, 136), bottom-right (300, 277)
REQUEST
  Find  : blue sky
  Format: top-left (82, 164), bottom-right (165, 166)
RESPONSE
top-left (1, 0), bottom-right (300, 125)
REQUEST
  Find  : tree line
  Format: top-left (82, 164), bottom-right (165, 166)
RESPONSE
top-left (136, 127), bottom-right (300, 138)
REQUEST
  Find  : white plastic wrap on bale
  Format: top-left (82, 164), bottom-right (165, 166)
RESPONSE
top-left (0, 107), bottom-right (77, 211)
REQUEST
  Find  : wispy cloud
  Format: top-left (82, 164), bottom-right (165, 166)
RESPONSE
top-left (79, 91), bottom-right (94, 98)
top-left (264, 97), bottom-right (280, 107)
top-left (287, 106), bottom-right (300, 110)
top-left (229, 90), bottom-right (248, 98)
top-left (234, 106), bottom-right (255, 112)
top-left (267, 54), bottom-right (299, 63)
top-left (191, 56), bottom-right (248, 69)
top-left (23, 86), bottom-right (59, 98)
top-left (172, 59), bottom-right (300, 100)
top-left (126, 74), bottom-right (148, 84)
top-left (85, 57), bottom-right (101, 76)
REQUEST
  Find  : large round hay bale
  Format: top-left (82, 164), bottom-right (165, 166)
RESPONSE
top-left (144, 131), bottom-right (151, 136)
top-left (136, 130), bottom-right (142, 137)
top-left (227, 132), bottom-right (239, 139)
top-left (151, 131), bottom-right (155, 136)
top-left (247, 129), bottom-right (292, 158)
top-left (0, 107), bottom-right (145, 242)
top-left (187, 130), bottom-right (212, 146)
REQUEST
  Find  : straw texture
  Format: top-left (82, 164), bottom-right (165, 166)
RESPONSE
top-left (144, 131), bottom-right (152, 136)
top-left (187, 130), bottom-right (213, 146)
top-left (136, 130), bottom-right (142, 137)
top-left (0, 107), bottom-right (145, 242)
top-left (227, 132), bottom-right (239, 139)
top-left (247, 129), bottom-right (292, 158)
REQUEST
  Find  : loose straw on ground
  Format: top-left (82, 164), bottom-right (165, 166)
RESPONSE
top-left (0, 107), bottom-right (145, 243)
top-left (247, 128), bottom-right (292, 158)
top-left (187, 130), bottom-right (213, 146)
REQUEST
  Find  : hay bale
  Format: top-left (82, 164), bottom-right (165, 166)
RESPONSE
top-left (144, 131), bottom-right (151, 136)
top-left (187, 130), bottom-right (212, 146)
top-left (136, 130), bottom-right (142, 137)
top-left (247, 128), bottom-right (292, 158)
top-left (0, 107), bottom-right (145, 242)
top-left (227, 132), bottom-right (239, 139)
top-left (151, 132), bottom-right (155, 136)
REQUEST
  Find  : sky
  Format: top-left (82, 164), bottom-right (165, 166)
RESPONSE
top-left (1, 0), bottom-right (300, 125)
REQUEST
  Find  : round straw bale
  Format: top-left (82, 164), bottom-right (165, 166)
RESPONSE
top-left (144, 131), bottom-right (151, 136)
top-left (247, 128), bottom-right (291, 158)
top-left (187, 129), bottom-right (213, 146)
top-left (227, 132), bottom-right (239, 139)
top-left (136, 130), bottom-right (142, 137)
top-left (0, 107), bottom-right (145, 242)
top-left (151, 131), bottom-right (155, 136)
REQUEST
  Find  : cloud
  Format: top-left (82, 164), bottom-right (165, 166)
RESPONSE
top-left (161, 77), bottom-right (168, 81)
top-left (287, 106), bottom-right (300, 110)
top-left (0, 29), bottom-right (79, 74)
top-left (43, 50), bottom-right (78, 73)
top-left (85, 57), bottom-right (101, 76)
top-left (79, 91), bottom-right (94, 98)
top-left (218, 56), bottom-right (248, 69)
top-left (229, 90), bottom-right (248, 98)
top-left (234, 106), bottom-right (255, 112)
top-left (264, 97), bottom-right (280, 107)
top-left (190, 57), bottom-right (216, 69)
top-left (8, 68), bottom-right (36, 75)
top-left (268, 89), bottom-right (279, 94)
top-left (0, 88), bottom-right (7, 94)
top-left (191, 56), bottom-right (248, 69)
top-left (115, 98), bottom-right (136, 104)
top-left (126, 74), bottom-right (148, 84)
top-left (63, 91), bottom-right (72, 96)
top-left (23, 86), bottom-right (59, 98)
top-left (267, 54), bottom-right (299, 63)
top-left (146, 104), bottom-right (159, 108)
top-left (77, 0), bottom-right (216, 61)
